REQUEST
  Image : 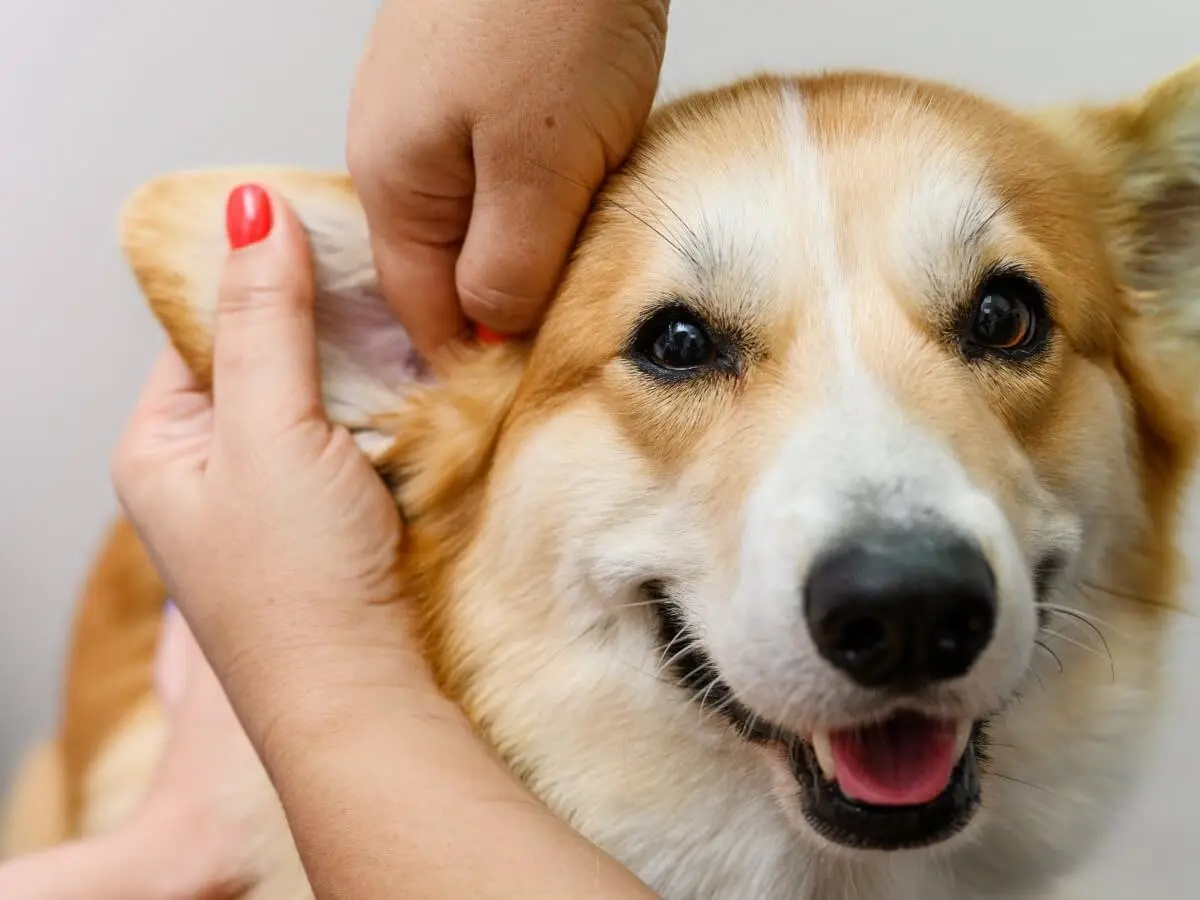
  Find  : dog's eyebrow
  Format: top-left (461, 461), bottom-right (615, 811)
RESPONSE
top-left (909, 181), bottom-right (1024, 308)
top-left (959, 192), bottom-right (1019, 253)
top-left (595, 191), bottom-right (709, 275)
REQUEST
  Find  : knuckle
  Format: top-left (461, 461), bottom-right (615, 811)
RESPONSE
top-left (457, 277), bottom-right (543, 332)
top-left (348, 112), bottom-right (452, 189)
top-left (356, 185), bottom-right (473, 254)
top-left (217, 257), bottom-right (303, 318)
top-left (345, 127), bottom-right (388, 187)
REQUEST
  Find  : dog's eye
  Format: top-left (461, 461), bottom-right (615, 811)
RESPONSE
top-left (632, 306), bottom-right (718, 373)
top-left (964, 274), bottom-right (1047, 356)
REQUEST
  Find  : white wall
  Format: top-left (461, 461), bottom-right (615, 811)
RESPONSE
top-left (1, 0), bottom-right (1197, 892)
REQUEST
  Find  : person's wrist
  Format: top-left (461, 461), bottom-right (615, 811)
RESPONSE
top-left (179, 575), bottom-right (420, 701)
top-left (256, 674), bottom-right (475, 767)
top-left (214, 617), bottom-right (448, 725)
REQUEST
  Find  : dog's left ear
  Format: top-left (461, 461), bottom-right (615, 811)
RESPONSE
top-left (119, 167), bottom-right (530, 530)
top-left (119, 167), bottom-right (435, 460)
top-left (1037, 61), bottom-right (1200, 395)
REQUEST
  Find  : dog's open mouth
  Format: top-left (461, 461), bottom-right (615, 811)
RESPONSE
top-left (784, 712), bottom-right (983, 850)
top-left (648, 587), bottom-right (984, 850)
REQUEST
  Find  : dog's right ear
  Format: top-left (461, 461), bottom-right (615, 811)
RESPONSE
top-left (119, 168), bottom-right (426, 459)
top-left (1033, 62), bottom-right (1200, 402)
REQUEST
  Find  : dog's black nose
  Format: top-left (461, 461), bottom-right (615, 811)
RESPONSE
top-left (803, 529), bottom-right (997, 691)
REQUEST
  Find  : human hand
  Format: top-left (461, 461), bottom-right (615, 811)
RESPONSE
top-left (346, 0), bottom-right (669, 355)
top-left (110, 184), bottom-right (442, 755)
top-left (131, 603), bottom-right (262, 897)
top-left (0, 607), bottom-right (255, 900)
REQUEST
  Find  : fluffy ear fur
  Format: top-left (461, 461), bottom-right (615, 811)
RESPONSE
top-left (119, 167), bottom-right (427, 459)
top-left (1036, 60), bottom-right (1200, 397)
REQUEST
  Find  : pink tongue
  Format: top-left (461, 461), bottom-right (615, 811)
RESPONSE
top-left (829, 713), bottom-right (959, 807)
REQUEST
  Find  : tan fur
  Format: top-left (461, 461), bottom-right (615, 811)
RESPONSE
top-left (6, 63), bottom-right (1200, 899)
top-left (1, 742), bottom-right (67, 857)
top-left (59, 518), bottom-right (167, 829)
top-left (1, 518), bottom-right (167, 858)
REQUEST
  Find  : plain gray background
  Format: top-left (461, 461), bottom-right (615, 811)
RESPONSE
top-left (1, 0), bottom-right (1197, 893)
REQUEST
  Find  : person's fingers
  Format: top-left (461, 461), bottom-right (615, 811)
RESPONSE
top-left (141, 339), bottom-right (204, 398)
top-left (110, 342), bottom-right (212, 501)
top-left (346, 1), bottom-right (474, 359)
top-left (212, 184), bottom-right (323, 443)
top-left (350, 123), bottom-right (476, 359)
top-left (456, 132), bottom-right (602, 336)
top-left (366, 193), bottom-right (471, 360)
top-left (136, 344), bottom-right (213, 441)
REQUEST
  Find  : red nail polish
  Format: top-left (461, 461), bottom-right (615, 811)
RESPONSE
top-left (225, 183), bottom-right (273, 249)
top-left (474, 323), bottom-right (507, 345)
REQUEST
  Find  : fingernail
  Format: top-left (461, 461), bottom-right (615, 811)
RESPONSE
top-left (473, 322), bottom-right (508, 345)
top-left (225, 183), bottom-right (274, 249)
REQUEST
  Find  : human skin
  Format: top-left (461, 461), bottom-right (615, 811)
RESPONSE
top-left (0, 605), bottom-right (254, 899)
top-left (346, 0), bottom-right (669, 354)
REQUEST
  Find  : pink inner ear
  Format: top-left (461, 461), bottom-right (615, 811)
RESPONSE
top-left (315, 285), bottom-right (431, 386)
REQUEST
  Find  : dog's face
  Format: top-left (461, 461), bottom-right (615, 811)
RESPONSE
top-left (122, 64), bottom-right (1200, 895)
top-left (442, 69), bottom-right (1198, 858)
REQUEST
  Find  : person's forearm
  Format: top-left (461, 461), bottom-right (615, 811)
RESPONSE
top-left (260, 691), bottom-right (662, 899)
top-left (0, 826), bottom-right (210, 900)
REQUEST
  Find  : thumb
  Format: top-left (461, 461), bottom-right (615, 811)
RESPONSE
top-left (455, 145), bottom-right (601, 337)
top-left (212, 184), bottom-right (323, 443)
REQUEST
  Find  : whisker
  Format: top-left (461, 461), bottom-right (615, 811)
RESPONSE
top-left (1027, 665), bottom-right (1045, 692)
top-left (1041, 604), bottom-right (1120, 668)
top-left (964, 192), bottom-right (1020, 248)
top-left (696, 671), bottom-right (723, 705)
top-left (601, 195), bottom-right (693, 258)
top-left (1041, 627), bottom-right (1116, 683)
top-left (515, 621), bottom-right (602, 689)
top-left (653, 642), bottom-right (700, 680)
top-left (609, 596), bottom-right (667, 613)
top-left (525, 157), bottom-right (595, 194)
top-left (1034, 639), bottom-right (1064, 674)
top-left (627, 170), bottom-right (704, 260)
top-left (988, 771), bottom-right (1062, 798)
top-left (1039, 602), bottom-right (1122, 635)
top-left (1080, 579), bottom-right (1197, 620)
top-left (525, 155), bottom-right (696, 262)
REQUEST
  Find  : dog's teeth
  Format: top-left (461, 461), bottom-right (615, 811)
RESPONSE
top-left (953, 721), bottom-right (973, 759)
top-left (812, 732), bottom-right (837, 782)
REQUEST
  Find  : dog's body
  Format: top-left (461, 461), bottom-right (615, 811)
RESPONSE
top-left (5, 64), bottom-right (1200, 900)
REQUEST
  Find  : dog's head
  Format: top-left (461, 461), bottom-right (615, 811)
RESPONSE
top-left (120, 63), bottom-right (1200, 893)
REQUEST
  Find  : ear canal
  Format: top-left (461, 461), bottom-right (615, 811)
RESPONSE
top-left (118, 167), bottom-right (424, 459)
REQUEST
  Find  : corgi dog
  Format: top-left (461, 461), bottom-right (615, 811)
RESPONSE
top-left (4, 59), bottom-right (1200, 900)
